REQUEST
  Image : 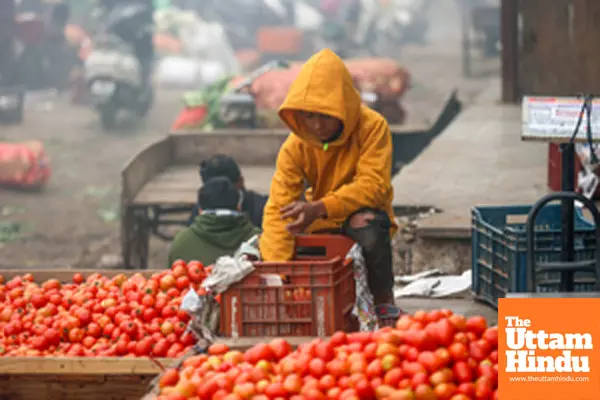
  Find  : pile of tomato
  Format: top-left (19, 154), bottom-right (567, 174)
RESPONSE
top-left (156, 310), bottom-right (498, 400)
top-left (0, 260), bottom-right (209, 357)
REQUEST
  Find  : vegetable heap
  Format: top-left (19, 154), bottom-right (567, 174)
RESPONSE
top-left (156, 310), bottom-right (498, 400)
top-left (0, 260), bottom-right (209, 357)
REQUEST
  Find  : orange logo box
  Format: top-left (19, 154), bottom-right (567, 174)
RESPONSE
top-left (498, 298), bottom-right (600, 400)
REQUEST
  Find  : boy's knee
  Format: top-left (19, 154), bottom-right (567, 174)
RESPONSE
top-left (343, 208), bottom-right (390, 252)
top-left (347, 210), bottom-right (378, 229)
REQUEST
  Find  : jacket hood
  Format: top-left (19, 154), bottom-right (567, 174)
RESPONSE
top-left (278, 49), bottom-right (362, 148)
top-left (190, 213), bottom-right (257, 250)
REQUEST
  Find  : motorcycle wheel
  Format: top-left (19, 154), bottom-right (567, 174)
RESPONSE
top-left (100, 106), bottom-right (118, 131)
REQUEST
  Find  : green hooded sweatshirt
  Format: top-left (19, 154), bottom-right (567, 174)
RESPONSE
top-left (168, 212), bottom-right (260, 267)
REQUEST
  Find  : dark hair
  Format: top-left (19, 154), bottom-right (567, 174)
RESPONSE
top-left (52, 3), bottom-right (70, 23)
top-left (199, 154), bottom-right (241, 184)
top-left (198, 177), bottom-right (240, 211)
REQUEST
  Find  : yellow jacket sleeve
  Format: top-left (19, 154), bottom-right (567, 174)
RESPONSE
top-left (259, 137), bottom-right (306, 261)
top-left (321, 116), bottom-right (393, 219)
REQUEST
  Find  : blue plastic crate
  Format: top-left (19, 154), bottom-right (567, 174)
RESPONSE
top-left (471, 204), bottom-right (597, 308)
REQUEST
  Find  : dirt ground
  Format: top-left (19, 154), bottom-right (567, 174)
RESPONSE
top-left (0, 3), bottom-right (499, 270)
top-left (0, 89), bottom-right (184, 269)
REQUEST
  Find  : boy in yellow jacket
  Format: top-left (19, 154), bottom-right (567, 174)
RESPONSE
top-left (259, 49), bottom-right (400, 323)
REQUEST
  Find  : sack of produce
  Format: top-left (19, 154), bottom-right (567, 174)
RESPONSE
top-left (0, 141), bottom-right (51, 189)
top-left (250, 58), bottom-right (410, 111)
top-left (171, 58), bottom-right (411, 130)
top-left (345, 57), bottom-right (411, 100)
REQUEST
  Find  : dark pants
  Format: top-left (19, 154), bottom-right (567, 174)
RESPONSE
top-left (134, 34), bottom-right (153, 87)
top-left (342, 208), bottom-right (394, 303)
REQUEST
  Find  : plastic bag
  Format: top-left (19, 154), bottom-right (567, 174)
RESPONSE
top-left (181, 289), bottom-right (220, 345)
top-left (575, 143), bottom-right (600, 199)
top-left (182, 21), bottom-right (240, 75)
top-left (346, 244), bottom-right (379, 332)
top-left (234, 234), bottom-right (261, 260)
top-left (179, 235), bottom-right (259, 344)
top-left (202, 255), bottom-right (255, 295)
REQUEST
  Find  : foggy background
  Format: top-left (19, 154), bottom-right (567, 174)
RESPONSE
top-left (0, 0), bottom-right (500, 269)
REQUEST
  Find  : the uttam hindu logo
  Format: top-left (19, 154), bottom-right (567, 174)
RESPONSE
top-left (504, 315), bottom-right (593, 373)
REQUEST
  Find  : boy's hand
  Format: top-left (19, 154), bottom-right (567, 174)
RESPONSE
top-left (281, 201), bottom-right (327, 234)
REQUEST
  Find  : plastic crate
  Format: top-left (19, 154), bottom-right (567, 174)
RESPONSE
top-left (472, 204), bottom-right (597, 308)
top-left (220, 235), bottom-right (357, 338)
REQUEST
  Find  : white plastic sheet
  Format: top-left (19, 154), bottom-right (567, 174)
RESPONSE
top-left (394, 270), bottom-right (473, 299)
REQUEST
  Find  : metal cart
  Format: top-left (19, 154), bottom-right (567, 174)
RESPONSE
top-left (522, 95), bottom-right (600, 295)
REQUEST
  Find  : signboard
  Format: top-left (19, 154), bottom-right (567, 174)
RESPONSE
top-left (522, 96), bottom-right (600, 143)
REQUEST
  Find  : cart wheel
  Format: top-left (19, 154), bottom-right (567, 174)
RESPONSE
top-left (121, 207), bottom-right (150, 269)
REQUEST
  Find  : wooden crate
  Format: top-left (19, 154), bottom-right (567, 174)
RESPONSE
top-left (0, 356), bottom-right (174, 400)
top-left (0, 269), bottom-right (171, 400)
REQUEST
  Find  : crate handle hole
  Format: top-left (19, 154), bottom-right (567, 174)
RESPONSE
top-left (506, 214), bottom-right (527, 225)
top-left (296, 246), bottom-right (327, 257)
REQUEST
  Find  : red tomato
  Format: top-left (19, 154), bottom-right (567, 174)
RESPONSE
top-left (175, 276), bottom-right (190, 291)
top-left (417, 351), bottom-right (441, 372)
top-left (383, 368), bottom-right (404, 387)
top-left (159, 368), bottom-right (179, 388)
top-left (72, 273), bottom-right (84, 284)
top-left (135, 338), bottom-right (153, 356)
top-left (329, 331), bottom-right (347, 347)
top-left (264, 382), bottom-right (286, 398)
top-left (269, 338), bottom-right (293, 360)
top-left (466, 316), bottom-right (488, 337)
top-left (448, 342), bottom-right (469, 362)
top-left (434, 383), bottom-right (458, 400)
top-left (457, 382), bottom-right (476, 397)
top-left (474, 377), bottom-right (494, 399)
top-left (414, 384), bottom-right (436, 400)
top-left (208, 343), bottom-right (230, 356)
top-left (482, 327), bottom-right (499, 348)
top-left (186, 261), bottom-right (206, 283)
top-left (453, 361), bottom-right (474, 383)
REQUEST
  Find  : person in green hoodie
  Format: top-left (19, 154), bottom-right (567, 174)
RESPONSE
top-left (168, 176), bottom-right (260, 266)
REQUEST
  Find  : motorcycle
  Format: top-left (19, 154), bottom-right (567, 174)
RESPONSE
top-left (0, 2), bottom-right (25, 125)
top-left (84, 3), bottom-right (153, 130)
top-left (361, 0), bottom-right (432, 56)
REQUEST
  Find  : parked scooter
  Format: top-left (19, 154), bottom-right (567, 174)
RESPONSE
top-left (0, 1), bottom-right (25, 124)
top-left (84, 2), bottom-right (153, 130)
top-left (361, 0), bottom-right (432, 56)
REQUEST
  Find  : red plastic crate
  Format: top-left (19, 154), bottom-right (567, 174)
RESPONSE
top-left (220, 235), bottom-right (357, 338)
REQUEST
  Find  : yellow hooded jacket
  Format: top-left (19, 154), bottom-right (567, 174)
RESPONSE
top-left (259, 49), bottom-right (397, 261)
